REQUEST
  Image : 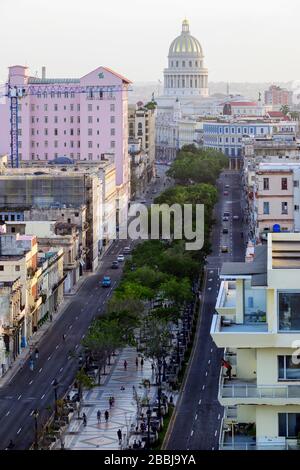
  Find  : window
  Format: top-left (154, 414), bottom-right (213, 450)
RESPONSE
top-left (278, 356), bottom-right (300, 380)
top-left (88, 153), bottom-right (93, 160)
top-left (110, 116), bottom-right (115, 124)
top-left (0, 265), bottom-right (4, 271)
top-left (263, 201), bottom-right (270, 215)
top-left (54, 104), bottom-right (58, 111)
top-left (77, 104), bottom-right (80, 112)
top-left (189, 60), bottom-right (192, 67)
top-left (263, 178), bottom-right (269, 190)
top-left (54, 116), bottom-right (58, 124)
top-left (110, 104), bottom-right (115, 112)
top-left (88, 128), bottom-right (92, 136)
top-left (295, 205), bottom-right (299, 211)
top-left (282, 178), bottom-right (288, 190)
top-left (111, 141), bottom-right (115, 148)
top-left (70, 104), bottom-right (74, 111)
top-left (54, 129), bottom-right (58, 136)
top-left (88, 116), bottom-right (93, 123)
top-left (278, 292), bottom-right (300, 331)
top-left (111, 128), bottom-right (115, 136)
top-left (243, 279), bottom-right (266, 323)
top-left (88, 141), bottom-right (92, 148)
top-left (44, 128), bottom-right (48, 136)
top-left (70, 116), bottom-right (74, 123)
top-left (281, 202), bottom-right (288, 215)
top-left (15, 264), bottom-right (20, 271)
top-left (294, 180), bottom-right (299, 188)
top-left (70, 129), bottom-right (74, 136)
top-left (279, 414), bottom-right (300, 438)
top-left (88, 104), bottom-right (92, 111)
top-left (182, 61), bottom-right (185, 67)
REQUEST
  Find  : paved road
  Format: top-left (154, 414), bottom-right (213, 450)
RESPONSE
top-left (165, 170), bottom-right (245, 450)
top-left (0, 165), bottom-right (169, 450)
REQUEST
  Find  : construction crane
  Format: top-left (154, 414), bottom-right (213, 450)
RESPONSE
top-left (0, 82), bottom-right (130, 168)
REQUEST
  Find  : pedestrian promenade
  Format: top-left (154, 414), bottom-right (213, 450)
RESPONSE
top-left (58, 348), bottom-right (155, 450)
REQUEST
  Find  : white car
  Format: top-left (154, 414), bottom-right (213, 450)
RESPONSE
top-left (117, 254), bottom-right (125, 262)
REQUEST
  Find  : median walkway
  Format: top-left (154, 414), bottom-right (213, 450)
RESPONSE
top-left (58, 348), bottom-right (155, 450)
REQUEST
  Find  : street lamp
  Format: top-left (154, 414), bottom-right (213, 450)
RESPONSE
top-left (33, 408), bottom-right (39, 450)
top-left (146, 406), bottom-right (151, 450)
top-left (53, 378), bottom-right (59, 419)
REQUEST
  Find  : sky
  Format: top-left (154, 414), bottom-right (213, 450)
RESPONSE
top-left (0, 0), bottom-right (299, 85)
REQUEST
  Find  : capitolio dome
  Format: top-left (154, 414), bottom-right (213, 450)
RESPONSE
top-left (168, 19), bottom-right (204, 58)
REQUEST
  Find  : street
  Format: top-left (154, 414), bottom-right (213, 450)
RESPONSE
top-left (165, 170), bottom-right (245, 450)
top-left (0, 166), bottom-right (169, 450)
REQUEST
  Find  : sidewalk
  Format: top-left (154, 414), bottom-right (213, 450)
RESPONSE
top-left (0, 270), bottom-right (94, 388)
top-left (57, 348), bottom-right (156, 450)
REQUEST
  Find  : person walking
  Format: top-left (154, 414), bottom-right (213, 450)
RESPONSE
top-left (104, 410), bottom-right (109, 423)
top-left (135, 356), bottom-right (139, 369)
top-left (82, 412), bottom-right (87, 426)
top-left (35, 348), bottom-right (39, 360)
top-left (29, 358), bottom-right (34, 371)
top-left (117, 428), bottom-right (122, 445)
top-left (109, 396), bottom-right (113, 408)
top-left (123, 360), bottom-right (127, 370)
top-left (62, 334), bottom-right (66, 341)
top-left (140, 357), bottom-right (144, 368)
top-left (97, 410), bottom-right (101, 424)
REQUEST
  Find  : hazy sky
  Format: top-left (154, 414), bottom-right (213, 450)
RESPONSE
top-left (0, 0), bottom-right (299, 85)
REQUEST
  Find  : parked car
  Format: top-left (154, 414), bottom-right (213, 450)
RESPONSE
top-left (140, 199), bottom-right (147, 204)
top-left (111, 260), bottom-right (119, 269)
top-left (225, 184), bottom-right (230, 189)
top-left (222, 228), bottom-right (229, 234)
top-left (101, 276), bottom-right (111, 287)
top-left (123, 247), bottom-right (131, 255)
top-left (117, 254), bottom-right (125, 262)
top-left (223, 191), bottom-right (229, 196)
top-left (222, 216), bottom-right (229, 222)
top-left (233, 215), bottom-right (240, 221)
top-left (223, 211), bottom-right (230, 218)
top-left (221, 246), bottom-right (229, 253)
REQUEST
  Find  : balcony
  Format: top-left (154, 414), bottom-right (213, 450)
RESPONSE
top-left (219, 371), bottom-right (300, 405)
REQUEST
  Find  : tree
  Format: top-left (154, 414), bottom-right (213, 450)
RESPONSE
top-left (280, 105), bottom-right (290, 116)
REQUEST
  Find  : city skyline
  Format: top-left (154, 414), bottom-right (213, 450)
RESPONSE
top-left (0, 0), bottom-right (299, 85)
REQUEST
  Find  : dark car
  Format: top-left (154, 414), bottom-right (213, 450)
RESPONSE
top-left (111, 260), bottom-right (119, 269)
top-left (222, 228), bottom-right (229, 234)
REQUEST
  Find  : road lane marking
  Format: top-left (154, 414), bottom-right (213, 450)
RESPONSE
top-left (17, 394), bottom-right (22, 400)
top-left (56, 345), bottom-right (59, 350)
top-left (195, 414), bottom-right (198, 420)
top-left (51, 379), bottom-right (55, 385)
top-left (202, 385), bottom-right (205, 390)
top-left (69, 324), bottom-right (73, 329)
top-left (218, 414), bottom-right (221, 420)
top-left (198, 399), bottom-right (202, 405)
top-left (212, 447), bottom-right (215, 451)
top-left (5, 411), bottom-right (10, 416)
top-left (17, 428), bottom-right (22, 435)
top-left (41, 394), bottom-right (45, 400)
top-left (211, 348), bottom-right (213, 353)
top-left (190, 430), bottom-right (194, 437)
top-left (215, 430), bottom-right (218, 437)
top-left (59, 367), bottom-right (64, 372)
top-left (47, 356), bottom-right (51, 361)
top-left (75, 344), bottom-right (79, 349)
top-left (39, 368), bottom-right (42, 373)
top-left (30, 410), bottom-right (34, 416)
top-left (208, 359), bottom-right (211, 365)
top-left (205, 371), bottom-right (208, 376)
top-left (29, 380), bottom-right (33, 385)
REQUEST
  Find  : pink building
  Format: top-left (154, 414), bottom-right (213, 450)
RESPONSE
top-left (264, 85), bottom-right (293, 107)
top-left (0, 65), bottom-right (131, 189)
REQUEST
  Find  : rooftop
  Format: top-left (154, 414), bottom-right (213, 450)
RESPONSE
top-left (220, 245), bottom-right (267, 286)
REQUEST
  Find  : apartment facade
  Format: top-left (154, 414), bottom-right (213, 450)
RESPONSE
top-left (264, 85), bottom-right (293, 108)
top-left (211, 233), bottom-right (300, 450)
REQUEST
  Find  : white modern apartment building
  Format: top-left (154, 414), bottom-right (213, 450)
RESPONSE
top-left (211, 233), bottom-right (300, 450)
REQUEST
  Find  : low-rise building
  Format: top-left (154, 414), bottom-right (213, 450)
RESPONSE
top-left (264, 85), bottom-right (293, 109)
top-left (211, 233), bottom-right (300, 450)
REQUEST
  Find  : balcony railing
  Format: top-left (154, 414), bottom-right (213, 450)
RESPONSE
top-left (220, 380), bottom-right (300, 400)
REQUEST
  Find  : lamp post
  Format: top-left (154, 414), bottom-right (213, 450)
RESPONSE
top-left (33, 408), bottom-right (39, 450)
top-left (146, 406), bottom-right (151, 450)
top-left (53, 378), bottom-right (59, 419)
top-left (157, 359), bottom-right (162, 420)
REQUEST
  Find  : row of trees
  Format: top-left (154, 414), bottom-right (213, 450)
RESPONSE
top-left (81, 146), bottom-right (228, 383)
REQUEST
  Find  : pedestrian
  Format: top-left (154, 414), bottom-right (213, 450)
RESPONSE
top-left (111, 395), bottom-right (115, 406)
top-left (117, 428), bottom-right (122, 444)
top-left (104, 410), bottom-right (109, 423)
top-left (123, 360), bottom-right (127, 370)
top-left (82, 412), bottom-right (87, 426)
top-left (120, 386), bottom-right (125, 391)
top-left (109, 396), bottom-right (113, 408)
top-left (140, 357), bottom-right (144, 368)
top-left (7, 439), bottom-right (14, 450)
top-left (97, 409), bottom-right (101, 424)
top-left (35, 348), bottom-right (39, 360)
top-left (29, 359), bottom-right (34, 371)
top-left (62, 334), bottom-right (66, 341)
top-left (135, 356), bottom-right (138, 369)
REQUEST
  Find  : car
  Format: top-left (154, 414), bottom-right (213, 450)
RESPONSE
top-left (221, 246), bottom-right (229, 253)
top-left (101, 276), bottom-right (111, 287)
top-left (225, 184), bottom-right (230, 189)
top-left (111, 260), bottom-right (119, 269)
top-left (156, 175), bottom-right (160, 179)
top-left (222, 216), bottom-right (229, 222)
top-left (123, 246), bottom-right (131, 255)
top-left (223, 211), bottom-right (230, 218)
top-left (152, 190), bottom-right (157, 194)
top-left (117, 254), bottom-right (125, 262)
top-left (223, 191), bottom-right (229, 196)
top-left (140, 199), bottom-right (147, 204)
top-left (222, 228), bottom-right (229, 234)
top-left (233, 215), bottom-right (240, 221)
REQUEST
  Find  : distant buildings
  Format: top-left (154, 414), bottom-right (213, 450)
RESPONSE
top-left (212, 233), bottom-right (300, 450)
top-left (264, 85), bottom-right (293, 109)
top-left (203, 119), bottom-right (297, 169)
